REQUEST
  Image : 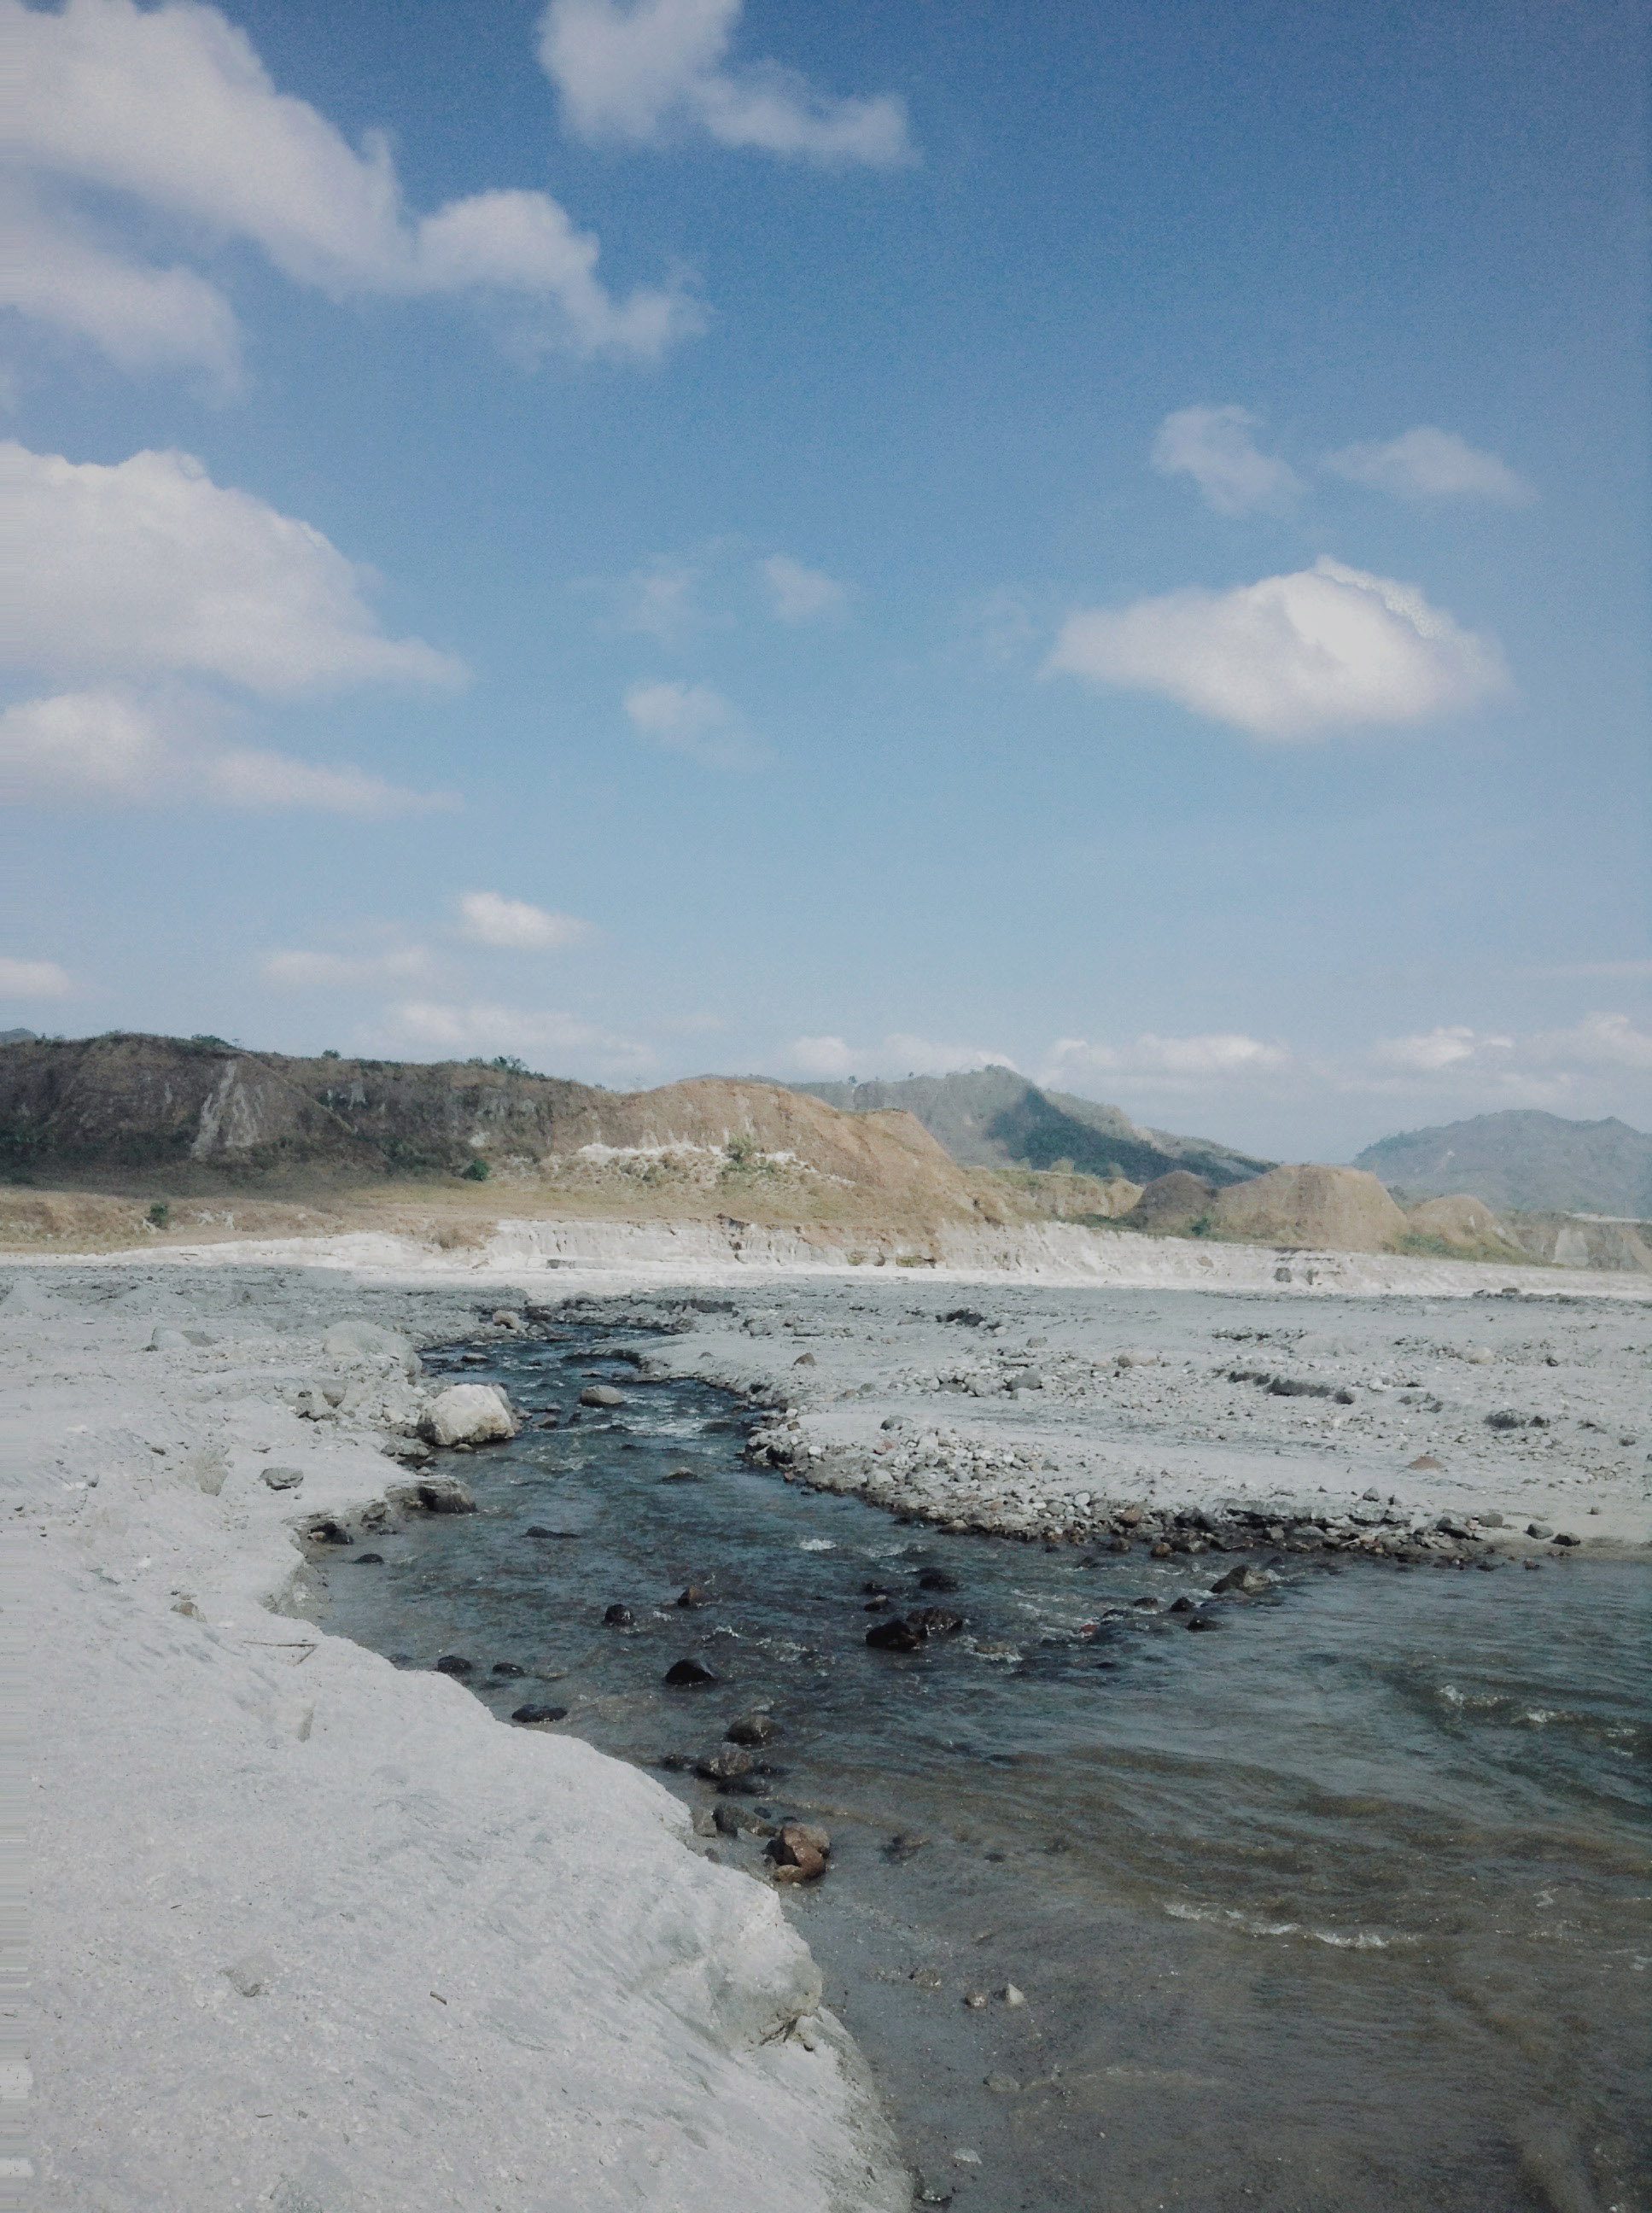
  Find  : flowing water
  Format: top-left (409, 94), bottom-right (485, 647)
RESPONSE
top-left (318, 1322), bottom-right (1652, 2213)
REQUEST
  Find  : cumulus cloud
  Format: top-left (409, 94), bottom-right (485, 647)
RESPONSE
top-left (784, 1034), bottom-right (1016, 1081)
top-left (262, 945), bottom-right (434, 990)
top-left (1323, 428), bottom-right (1534, 505)
top-left (622, 679), bottom-right (768, 769)
top-left (1151, 406), bottom-right (1302, 517)
top-left (540, 0), bottom-right (914, 166)
top-left (1374, 1012), bottom-right (1652, 1083)
top-left (0, 955), bottom-right (73, 998)
top-left (382, 999), bottom-right (654, 1077)
top-left (0, 688), bottom-right (454, 815)
top-left (3, 442), bottom-right (463, 696)
top-left (761, 553), bottom-right (845, 622)
top-left (1048, 556), bottom-right (1509, 740)
top-left (1, 0), bottom-right (698, 383)
top-left (458, 891), bottom-right (593, 951)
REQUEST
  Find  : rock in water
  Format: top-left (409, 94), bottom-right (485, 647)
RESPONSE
top-left (414, 1474), bottom-right (477, 1515)
top-left (435, 1655), bottom-right (474, 1676)
top-left (725, 1711), bottom-right (780, 1747)
top-left (511, 1703), bottom-right (568, 1725)
top-left (424, 1384), bottom-right (517, 1447)
top-left (490, 1661), bottom-right (526, 1678)
top-left (866, 1616), bottom-right (924, 1651)
top-left (579, 1385), bottom-right (625, 1409)
top-left (603, 1604), bottom-right (634, 1627)
top-left (663, 1657), bottom-right (719, 1688)
top-left (696, 1748), bottom-right (755, 1782)
top-left (767, 1823), bottom-right (831, 1883)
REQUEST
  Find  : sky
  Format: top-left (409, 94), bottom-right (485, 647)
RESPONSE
top-left (2, 0), bottom-right (1648, 1161)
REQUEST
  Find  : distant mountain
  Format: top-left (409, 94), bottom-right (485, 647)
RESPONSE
top-left (791, 1066), bottom-right (1271, 1188)
top-left (0, 1031), bottom-right (37, 1047)
top-left (1354, 1109), bottom-right (1652, 1217)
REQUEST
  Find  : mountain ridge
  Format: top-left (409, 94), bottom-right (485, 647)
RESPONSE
top-left (1354, 1108), bottom-right (1652, 1217)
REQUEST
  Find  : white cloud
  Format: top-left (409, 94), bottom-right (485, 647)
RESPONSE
top-left (382, 999), bottom-right (654, 1077)
top-left (540, 0), bottom-right (914, 166)
top-left (0, 955), bottom-right (73, 998)
top-left (622, 679), bottom-right (768, 769)
top-left (761, 553), bottom-right (845, 622)
top-left (0, 688), bottom-right (454, 815)
top-left (1044, 1032), bottom-right (1287, 1087)
top-left (3, 443), bottom-right (464, 695)
top-left (1323, 428), bottom-right (1534, 505)
top-left (458, 891), bottom-right (593, 950)
top-left (784, 1034), bottom-right (1016, 1080)
top-left (263, 945), bottom-right (434, 990)
top-left (597, 553), bottom-right (713, 642)
top-left (1374, 1013), bottom-right (1652, 1083)
top-left (1151, 406), bottom-right (1302, 517)
top-left (1048, 556), bottom-right (1509, 740)
top-left (2, 0), bottom-right (698, 381)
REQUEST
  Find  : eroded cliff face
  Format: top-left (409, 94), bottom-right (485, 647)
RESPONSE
top-left (0, 1035), bottom-right (991, 1227)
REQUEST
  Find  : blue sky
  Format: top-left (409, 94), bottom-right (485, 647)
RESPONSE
top-left (3, 0), bottom-right (1648, 1159)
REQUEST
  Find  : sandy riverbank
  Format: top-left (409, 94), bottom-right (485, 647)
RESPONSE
top-left (11, 1235), bottom-right (1649, 2210)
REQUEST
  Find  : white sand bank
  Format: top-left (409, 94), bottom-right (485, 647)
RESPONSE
top-left (6, 1267), bottom-right (905, 2213)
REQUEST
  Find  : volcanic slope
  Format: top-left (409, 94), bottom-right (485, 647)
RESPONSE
top-left (1355, 1109), bottom-right (1652, 1217)
top-left (791, 1066), bottom-right (1270, 1187)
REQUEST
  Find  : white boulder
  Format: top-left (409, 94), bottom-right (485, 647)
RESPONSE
top-left (425, 1382), bottom-right (517, 1447)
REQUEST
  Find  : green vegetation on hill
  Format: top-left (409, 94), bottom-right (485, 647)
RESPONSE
top-left (1354, 1109), bottom-right (1652, 1217)
top-left (791, 1066), bottom-right (1271, 1188)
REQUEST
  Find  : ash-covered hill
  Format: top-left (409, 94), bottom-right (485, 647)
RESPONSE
top-left (0, 1032), bottom-right (987, 1228)
top-left (1354, 1109), bottom-right (1652, 1217)
top-left (791, 1066), bottom-right (1271, 1188)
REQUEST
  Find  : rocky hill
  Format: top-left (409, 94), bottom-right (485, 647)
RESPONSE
top-left (1354, 1109), bottom-right (1652, 1217)
top-left (0, 1032), bottom-right (993, 1233)
top-left (791, 1066), bottom-right (1271, 1187)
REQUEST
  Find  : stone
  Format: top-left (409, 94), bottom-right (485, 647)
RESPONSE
top-left (917, 1568), bottom-right (959, 1592)
top-left (964, 1989), bottom-right (988, 2009)
top-left (490, 1661), bottom-right (526, 1678)
top-left (885, 1833), bottom-right (929, 1862)
top-left (663, 1657), bottom-right (720, 1688)
top-left (1210, 1564), bottom-right (1271, 1597)
top-left (603, 1604), bottom-right (634, 1627)
top-left (261, 1465), bottom-right (304, 1491)
top-left (1486, 1410), bottom-right (1528, 1431)
top-left (725, 1711), bottom-right (780, 1747)
top-left (767, 1823), bottom-right (830, 1883)
top-left (662, 1468), bottom-right (699, 1483)
top-left (792, 1352), bottom-right (815, 1365)
top-left (1150, 1540), bottom-right (1171, 1559)
top-left (491, 1310), bottom-right (523, 1331)
top-left (1131, 1596), bottom-right (1159, 1609)
top-left (424, 1383), bottom-right (517, 1447)
top-left (915, 1606), bottom-right (965, 1636)
top-left (1552, 1531), bottom-right (1580, 1546)
top-left (1001, 1983), bottom-right (1026, 2007)
top-left (676, 1585), bottom-right (713, 1609)
top-left (1118, 1504), bottom-right (1144, 1527)
top-left (580, 1385), bottom-right (626, 1409)
top-left (1407, 1454), bottom-right (1443, 1472)
top-left (414, 1474), bottom-right (477, 1515)
top-left (865, 1616), bottom-right (924, 1651)
top-left (221, 1952), bottom-right (278, 1999)
top-left (985, 2074), bottom-right (1020, 2095)
top-left (435, 1655), bottom-right (474, 1676)
top-left (1168, 1595), bottom-right (1195, 1614)
top-left (1526, 1521), bottom-right (1554, 1539)
top-left (353, 1551), bottom-right (384, 1566)
top-left (305, 1516), bottom-right (352, 1546)
top-left (511, 1703), bottom-right (568, 1725)
top-left (696, 1747), bottom-right (754, 1782)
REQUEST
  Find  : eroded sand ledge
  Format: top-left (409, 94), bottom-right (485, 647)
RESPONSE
top-left (11, 1233), bottom-right (1649, 2211)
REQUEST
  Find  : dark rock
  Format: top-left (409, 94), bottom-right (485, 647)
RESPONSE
top-left (676, 1584), bottom-right (713, 1609)
top-left (435, 1655), bottom-right (474, 1676)
top-left (866, 1616), bottom-right (924, 1651)
top-left (1210, 1564), bottom-right (1270, 1596)
top-left (1150, 1540), bottom-right (1171, 1559)
top-left (306, 1517), bottom-right (353, 1545)
top-left (1168, 1595), bottom-right (1196, 1614)
top-left (917, 1568), bottom-right (960, 1593)
top-left (915, 1606), bottom-right (965, 1636)
top-left (1552, 1531), bottom-right (1580, 1546)
top-left (725, 1711), bottom-right (781, 1747)
top-left (863, 1596), bottom-right (891, 1611)
top-left (884, 1832), bottom-right (929, 1862)
top-left (1486, 1410), bottom-right (1528, 1430)
top-left (664, 1657), bottom-right (720, 1688)
top-left (1186, 1612), bottom-right (1222, 1631)
top-left (696, 1747), bottom-right (754, 1782)
top-left (511, 1703), bottom-right (568, 1725)
top-left (490, 1661), bottom-right (526, 1678)
top-left (1526, 1521), bottom-right (1554, 1539)
top-left (662, 1468), bottom-right (700, 1483)
top-left (353, 1552), bottom-right (385, 1566)
top-left (603, 1603), bottom-right (634, 1627)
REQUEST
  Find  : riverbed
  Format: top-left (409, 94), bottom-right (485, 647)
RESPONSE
top-left (318, 1311), bottom-right (1652, 2213)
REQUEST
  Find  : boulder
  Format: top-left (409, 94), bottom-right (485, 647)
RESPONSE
top-left (725, 1711), bottom-right (780, 1747)
top-left (766, 1823), bottom-right (830, 1884)
top-left (324, 1318), bottom-right (420, 1377)
top-left (412, 1474), bottom-right (477, 1515)
top-left (424, 1383), bottom-right (517, 1447)
top-left (579, 1384), bottom-right (626, 1409)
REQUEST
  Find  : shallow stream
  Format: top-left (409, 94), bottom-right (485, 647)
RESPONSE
top-left (318, 1320), bottom-right (1651, 2213)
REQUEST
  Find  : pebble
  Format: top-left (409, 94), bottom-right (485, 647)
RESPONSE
top-left (1001, 1983), bottom-right (1025, 2007)
top-left (767, 1822), bottom-right (831, 1883)
top-left (985, 2074), bottom-right (1019, 2095)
